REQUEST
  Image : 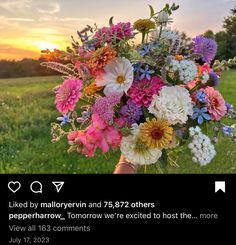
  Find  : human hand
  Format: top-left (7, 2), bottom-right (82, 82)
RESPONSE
top-left (113, 155), bottom-right (138, 174)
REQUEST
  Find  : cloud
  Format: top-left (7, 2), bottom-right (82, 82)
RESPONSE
top-left (0, 0), bottom-right (31, 13)
top-left (0, 44), bottom-right (39, 60)
top-left (0, 0), bottom-right (60, 14)
top-left (6, 18), bottom-right (34, 22)
top-left (39, 16), bottom-right (94, 23)
top-left (35, 2), bottom-right (60, 14)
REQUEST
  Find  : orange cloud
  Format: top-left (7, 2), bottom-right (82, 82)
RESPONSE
top-left (0, 44), bottom-right (39, 60)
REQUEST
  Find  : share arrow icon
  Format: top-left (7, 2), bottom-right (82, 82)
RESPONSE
top-left (52, 181), bottom-right (64, 193)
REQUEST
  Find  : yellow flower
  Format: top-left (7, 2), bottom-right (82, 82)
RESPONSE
top-left (133, 19), bottom-right (155, 33)
top-left (140, 118), bottom-right (173, 149)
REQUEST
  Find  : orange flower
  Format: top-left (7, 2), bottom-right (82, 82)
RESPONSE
top-left (88, 46), bottom-right (117, 71)
top-left (175, 55), bottom-right (183, 61)
top-left (84, 82), bottom-right (103, 96)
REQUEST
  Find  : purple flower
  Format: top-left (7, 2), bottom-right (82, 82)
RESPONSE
top-left (192, 107), bottom-right (211, 124)
top-left (57, 113), bottom-right (71, 126)
top-left (196, 90), bottom-right (208, 103)
top-left (225, 102), bottom-right (233, 111)
top-left (120, 99), bottom-right (143, 126)
top-left (193, 36), bottom-right (217, 63)
top-left (77, 109), bottom-right (91, 124)
top-left (106, 92), bottom-right (121, 106)
top-left (139, 64), bottom-right (155, 80)
top-left (92, 93), bottom-right (121, 123)
top-left (222, 126), bottom-right (234, 136)
top-left (209, 72), bottom-right (219, 86)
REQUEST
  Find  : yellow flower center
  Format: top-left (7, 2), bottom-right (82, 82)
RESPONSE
top-left (116, 75), bottom-right (125, 84)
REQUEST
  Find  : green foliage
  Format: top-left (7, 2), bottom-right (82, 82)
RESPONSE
top-left (203, 30), bottom-right (215, 39)
top-left (215, 6), bottom-right (236, 60)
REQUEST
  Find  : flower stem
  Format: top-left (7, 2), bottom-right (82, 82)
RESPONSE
top-left (141, 32), bottom-right (146, 44)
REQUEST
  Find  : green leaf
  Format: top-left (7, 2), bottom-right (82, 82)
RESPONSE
top-left (159, 149), bottom-right (168, 169)
top-left (149, 5), bottom-right (155, 18)
top-left (172, 5), bottom-right (180, 11)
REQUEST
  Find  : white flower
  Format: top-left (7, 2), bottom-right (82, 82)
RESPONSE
top-left (202, 72), bottom-right (210, 84)
top-left (120, 134), bottom-right (162, 166)
top-left (130, 123), bottom-right (140, 136)
top-left (148, 86), bottom-right (193, 125)
top-left (188, 127), bottom-right (216, 165)
top-left (161, 29), bottom-right (180, 41)
top-left (169, 59), bottom-right (197, 84)
top-left (96, 57), bottom-right (134, 95)
top-left (158, 11), bottom-right (169, 24)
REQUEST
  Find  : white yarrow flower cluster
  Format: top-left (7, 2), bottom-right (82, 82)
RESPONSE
top-left (160, 29), bottom-right (180, 42)
top-left (167, 58), bottom-right (197, 84)
top-left (150, 28), bottom-right (180, 43)
top-left (148, 86), bottom-right (193, 125)
top-left (188, 126), bottom-right (216, 165)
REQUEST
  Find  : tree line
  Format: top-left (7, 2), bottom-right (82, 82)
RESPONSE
top-left (0, 58), bottom-right (59, 78)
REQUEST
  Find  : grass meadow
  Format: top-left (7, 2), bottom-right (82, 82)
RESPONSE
top-left (0, 71), bottom-right (236, 174)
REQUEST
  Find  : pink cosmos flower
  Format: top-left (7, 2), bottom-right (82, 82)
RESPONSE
top-left (204, 87), bottom-right (227, 121)
top-left (128, 76), bottom-right (165, 107)
top-left (55, 78), bottom-right (83, 114)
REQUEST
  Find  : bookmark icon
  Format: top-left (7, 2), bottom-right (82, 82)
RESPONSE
top-left (52, 181), bottom-right (64, 193)
top-left (215, 181), bottom-right (225, 193)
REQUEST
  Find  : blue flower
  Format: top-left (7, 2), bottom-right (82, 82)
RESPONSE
top-left (139, 43), bottom-right (153, 57)
top-left (57, 113), bottom-right (71, 126)
top-left (139, 64), bottom-right (155, 80)
top-left (222, 126), bottom-right (234, 136)
top-left (196, 90), bottom-right (208, 103)
top-left (133, 63), bottom-right (142, 73)
top-left (209, 72), bottom-right (219, 86)
top-left (225, 102), bottom-right (233, 111)
top-left (192, 107), bottom-right (211, 124)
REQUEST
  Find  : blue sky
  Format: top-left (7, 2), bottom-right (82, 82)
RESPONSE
top-left (0, 0), bottom-right (235, 59)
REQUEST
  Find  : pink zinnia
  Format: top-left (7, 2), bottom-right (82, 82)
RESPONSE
top-left (55, 78), bottom-right (83, 114)
top-left (128, 76), bottom-right (165, 107)
top-left (204, 87), bottom-right (227, 121)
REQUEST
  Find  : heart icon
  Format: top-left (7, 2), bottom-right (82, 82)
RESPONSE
top-left (8, 181), bottom-right (21, 193)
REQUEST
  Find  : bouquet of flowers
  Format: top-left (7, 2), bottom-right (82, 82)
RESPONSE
top-left (42, 3), bottom-right (236, 169)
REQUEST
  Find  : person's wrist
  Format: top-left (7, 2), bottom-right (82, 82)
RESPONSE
top-left (114, 161), bottom-right (138, 174)
top-left (117, 161), bottom-right (137, 171)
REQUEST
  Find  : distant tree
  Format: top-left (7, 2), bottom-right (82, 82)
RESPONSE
top-left (203, 30), bottom-right (215, 39)
top-left (215, 6), bottom-right (236, 60)
top-left (179, 32), bottom-right (193, 55)
top-left (0, 59), bottom-right (59, 78)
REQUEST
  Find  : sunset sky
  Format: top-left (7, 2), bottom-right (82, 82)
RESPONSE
top-left (0, 0), bottom-right (235, 60)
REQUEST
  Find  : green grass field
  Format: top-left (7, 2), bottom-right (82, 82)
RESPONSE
top-left (0, 71), bottom-right (236, 174)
